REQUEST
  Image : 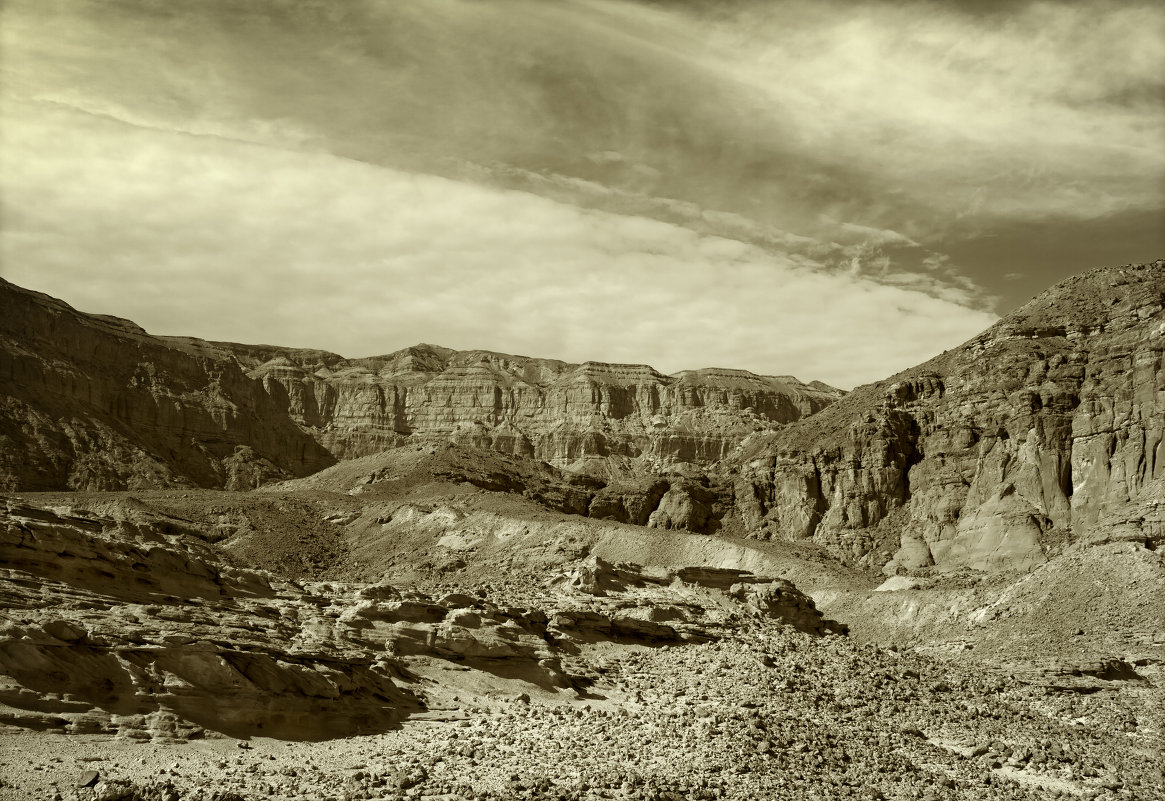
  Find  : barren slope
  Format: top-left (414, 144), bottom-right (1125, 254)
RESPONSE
top-left (730, 261), bottom-right (1165, 574)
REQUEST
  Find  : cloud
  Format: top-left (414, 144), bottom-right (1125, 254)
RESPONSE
top-left (5, 1), bottom-right (1161, 239)
top-left (681, 0), bottom-right (1165, 228)
top-left (1, 0), bottom-right (1158, 388)
top-left (0, 98), bottom-right (996, 388)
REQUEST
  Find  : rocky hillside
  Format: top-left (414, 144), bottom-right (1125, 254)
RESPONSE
top-left (2, 263), bottom-right (1162, 801)
top-left (0, 281), bottom-right (336, 492)
top-left (730, 261), bottom-right (1165, 574)
top-left (0, 498), bottom-right (839, 741)
top-left (0, 279), bottom-right (840, 492)
top-left (1, 496), bottom-right (1159, 801)
top-left (3, 261), bottom-right (1161, 573)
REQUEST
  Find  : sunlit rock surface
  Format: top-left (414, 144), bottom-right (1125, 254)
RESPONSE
top-left (731, 261), bottom-right (1165, 573)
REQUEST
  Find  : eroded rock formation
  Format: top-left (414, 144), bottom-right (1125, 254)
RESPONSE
top-left (3, 262), bottom-right (1161, 576)
top-left (0, 278), bottom-right (840, 492)
top-left (0, 500), bottom-right (839, 741)
top-left (234, 347), bottom-right (841, 471)
top-left (554, 555), bottom-right (844, 637)
top-left (731, 261), bottom-right (1165, 573)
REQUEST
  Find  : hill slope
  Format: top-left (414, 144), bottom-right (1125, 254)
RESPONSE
top-left (730, 260), bottom-right (1165, 573)
top-left (0, 281), bottom-right (336, 490)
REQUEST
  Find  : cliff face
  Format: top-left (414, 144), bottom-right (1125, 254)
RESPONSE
top-left (8, 260), bottom-right (1157, 566)
top-left (0, 281), bottom-right (335, 491)
top-left (731, 261), bottom-right (1165, 574)
top-left (0, 279), bottom-right (840, 491)
top-left (231, 346), bottom-right (842, 472)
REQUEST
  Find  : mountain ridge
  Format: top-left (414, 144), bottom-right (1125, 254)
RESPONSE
top-left (2, 260), bottom-right (1161, 576)
top-left (0, 277), bottom-right (841, 491)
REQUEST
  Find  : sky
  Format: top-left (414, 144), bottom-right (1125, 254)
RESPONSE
top-left (1, 0), bottom-right (1162, 388)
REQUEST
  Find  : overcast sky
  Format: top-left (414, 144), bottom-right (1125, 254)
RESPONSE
top-left (2, 0), bottom-right (1162, 388)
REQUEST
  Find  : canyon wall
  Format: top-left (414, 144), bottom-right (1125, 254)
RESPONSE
top-left (731, 262), bottom-right (1165, 573)
top-left (0, 281), bottom-right (335, 491)
top-left (0, 279), bottom-right (840, 491)
top-left (231, 346), bottom-right (841, 472)
top-left (4, 261), bottom-right (1160, 576)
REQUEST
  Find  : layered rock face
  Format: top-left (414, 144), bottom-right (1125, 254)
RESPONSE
top-left (732, 261), bottom-right (1165, 574)
top-left (234, 345), bottom-right (841, 471)
top-left (555, 555), bottom-right (844, 637)
top-left (0, 278), bottom-right (840, 492)
top-left (0, 499), bottom-right (841, 741)
top-left (0, 280), bottom-right (335, 491)
top-left (0, 500), bottom-right (420, 740)
top-left (270, 442), bottom-right (743, 538)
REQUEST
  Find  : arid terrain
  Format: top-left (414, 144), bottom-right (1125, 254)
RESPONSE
top-left (1, 262), bottom-right (1163, 801)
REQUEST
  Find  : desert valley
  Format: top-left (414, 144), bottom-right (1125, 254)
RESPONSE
top-left (0, 262), bottom-right (1162, 800)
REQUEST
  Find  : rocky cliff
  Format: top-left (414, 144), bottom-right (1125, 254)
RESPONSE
top-left (5, 261), bottom-right (1161, 573)
top-left (0, 278), bottom-right (840, 491)
top-left (731, 261), bottom-right (1165, 574)
top-left (228, 344), bottom-right (841, 472)
top-left (0, 280), bottom-right (336, 491)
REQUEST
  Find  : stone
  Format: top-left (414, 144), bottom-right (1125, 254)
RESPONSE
top-left (873, 577), bottom-right (925, 592)
top-left (43, 619), bottom-right (87, 643)
top-left (731, 261), bottom-right (1165, 573)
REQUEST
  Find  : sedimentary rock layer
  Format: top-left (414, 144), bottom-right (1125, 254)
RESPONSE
top-left (731, 261), bottom-right (1165, 573)
top-left (233, 345), bottom-right (841, 470)
top-left (0, 279), bottom-right (840, 491)
top-left (0, 500), bottom-right (837, 741)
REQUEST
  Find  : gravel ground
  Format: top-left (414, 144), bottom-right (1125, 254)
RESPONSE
top-left (3, 623), bottom-right (1161, 801)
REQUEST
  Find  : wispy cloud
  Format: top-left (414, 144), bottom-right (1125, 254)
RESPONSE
top-left (0, 98), bottom-right (996, 388)
top-left (0, 0), bottom-right (1159, 388)
top-left (677, 0), bottom-right (1165, 226)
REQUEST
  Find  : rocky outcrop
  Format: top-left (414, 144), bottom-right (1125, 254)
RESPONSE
top-left (0, 500), bottom-right (839, 741)
top-left (732, 261), bottom-right (1165, 574)
top-left (646, 475), bottom-right (736, 534)
top-left (0, 280), bottom-right (335, 492)
top-left (552, 555), bottom-right (843, 637)
top-left (0, 501), bottom-right (421, 740)
top-left (267, 441), bottom-right (743, 536)
top-left (0, 279), bottom-right (840, 492)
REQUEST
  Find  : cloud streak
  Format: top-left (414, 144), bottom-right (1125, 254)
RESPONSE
top-left (0, 98), bottom-right (996, 388)
top-left (673, 0), bottom-right (1165, 224)
top-left (0, 0), bottom-right (1160, 387)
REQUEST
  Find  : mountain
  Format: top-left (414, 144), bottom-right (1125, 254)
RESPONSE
top-left (4, 262), bottom-right (1162, 569)
top-left (729, 260), bottom-right (1165, 573)
top-left (0, 278), bottom-right (841, 492)
top-left (225, 342), bottom-right (842, 469)
top-left (0, 281), bottom-right (336, 491)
